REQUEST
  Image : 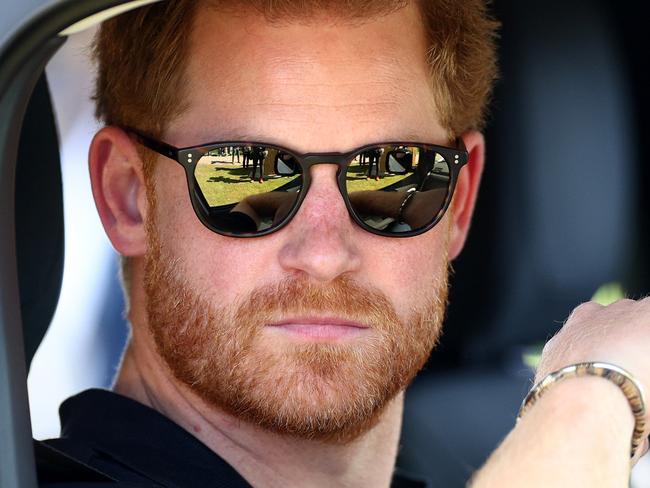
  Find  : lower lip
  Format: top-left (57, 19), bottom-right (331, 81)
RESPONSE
top-left (268, 323), bottom-right (368, 340)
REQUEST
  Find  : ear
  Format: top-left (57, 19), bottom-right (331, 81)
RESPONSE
top-left (89, 126), bottom-right (149, 257)
top-left (447, 130), bottom-right (485, 260)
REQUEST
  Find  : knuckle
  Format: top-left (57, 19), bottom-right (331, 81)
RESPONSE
top-left (541, 331), bottom-right (562, 356)
top-left (606, 297), bottom-right (635, 308)
top-left (567, 301), bottom-right (603, 322)
top-left (601, 298), bottom-right (639, 320)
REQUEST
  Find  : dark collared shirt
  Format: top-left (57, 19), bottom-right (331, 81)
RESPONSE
top-left (38, 389), bottom-right (429, 487)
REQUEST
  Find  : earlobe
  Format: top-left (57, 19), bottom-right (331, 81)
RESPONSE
top-left (89, 126), bottom-right (149, 257)
top-left (447, 131), bottom-right (485, 260)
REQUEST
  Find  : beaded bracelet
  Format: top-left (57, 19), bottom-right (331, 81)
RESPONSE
top-left (517, 362), bottom-right (647, 460)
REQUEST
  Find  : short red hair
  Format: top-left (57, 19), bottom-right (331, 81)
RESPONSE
top-left (93, 0), bottom-right (499, 139)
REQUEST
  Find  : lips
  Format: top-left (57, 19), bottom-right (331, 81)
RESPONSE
top-left (266, 317), bottom-right (370, 340)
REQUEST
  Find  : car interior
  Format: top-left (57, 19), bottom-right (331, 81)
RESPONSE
top-left (1, 0), bottom-right (647, 487)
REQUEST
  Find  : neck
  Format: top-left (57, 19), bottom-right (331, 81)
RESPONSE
top-left (115, 316), bottom-right (404, 488)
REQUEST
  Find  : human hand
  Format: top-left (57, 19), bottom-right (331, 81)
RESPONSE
top-left (535, 297), bottom-right (650, 462)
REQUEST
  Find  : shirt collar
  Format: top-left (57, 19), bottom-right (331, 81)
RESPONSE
top-left (59, 389), bottom-right (429, 488)
top-left (60, 388), bottom-right (249, 487)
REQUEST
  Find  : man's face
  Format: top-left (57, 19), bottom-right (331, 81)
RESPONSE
top-left (143, 3), bottom-right (452, 442)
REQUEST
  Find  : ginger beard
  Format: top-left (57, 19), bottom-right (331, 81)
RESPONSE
top-left (144, 188), bottom-right (450, 443)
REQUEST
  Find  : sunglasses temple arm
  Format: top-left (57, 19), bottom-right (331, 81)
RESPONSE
top-left (124, 128), bottom-right (180, 161)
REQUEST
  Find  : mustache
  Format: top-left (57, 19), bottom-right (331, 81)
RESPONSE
top-left (230, 275), bottom-right (401, 330)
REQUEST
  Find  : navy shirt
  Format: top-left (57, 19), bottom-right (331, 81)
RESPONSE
top-left (37, 389), bottom-right (429, 487)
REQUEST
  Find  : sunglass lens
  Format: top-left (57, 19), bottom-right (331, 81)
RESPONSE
top-left (193, 146), bottom-right (301, 235)
top-left (345, 146), bottom-right (451, 234)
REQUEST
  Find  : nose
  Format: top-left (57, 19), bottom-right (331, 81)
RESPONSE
top-left (277, 164), bottom-right (362, 282)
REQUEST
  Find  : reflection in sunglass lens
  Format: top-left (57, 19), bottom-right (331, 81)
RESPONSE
top-left (193, 145), bottom-right (301, 235)
top-left (345, 146), bottom-right (450, 233)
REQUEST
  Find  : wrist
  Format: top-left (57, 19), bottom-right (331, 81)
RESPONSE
top-left (521, 362), bottom-right (646, 462)
top-left (521, 375), bottom-right (634, 463)
top-left (471, 376), bottom-right (633, 487)
top-left (529, 375), bottom-right (633, 427)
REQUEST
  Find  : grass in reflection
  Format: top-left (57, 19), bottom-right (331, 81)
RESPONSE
top-left (194, 162), bottom-right (409, 207)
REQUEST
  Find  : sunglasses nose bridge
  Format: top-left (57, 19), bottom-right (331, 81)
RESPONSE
top-left (301, 154), bottom-right (349, 168)
top-left (299, 152), bottom-right (350, 198)
top-left (296, 155), bottom-right (351, 219)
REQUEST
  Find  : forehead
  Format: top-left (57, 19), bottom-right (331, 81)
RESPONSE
top-left (170, 2), bottom-right (445, 151)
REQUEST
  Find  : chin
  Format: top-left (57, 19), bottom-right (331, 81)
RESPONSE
top-left (177, 338), bottom-right (414, 443)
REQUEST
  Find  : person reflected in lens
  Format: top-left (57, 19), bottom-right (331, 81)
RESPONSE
top-left (249, 146), bottom-right (265, 183)
top-left (365, 147), bottom-right (384, 181)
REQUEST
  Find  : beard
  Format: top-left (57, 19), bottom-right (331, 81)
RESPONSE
top-left (144, 201), bottom-right (449, 443)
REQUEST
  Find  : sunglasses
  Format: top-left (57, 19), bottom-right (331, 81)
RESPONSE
top-left (127, 129), bottom-right (468, 238)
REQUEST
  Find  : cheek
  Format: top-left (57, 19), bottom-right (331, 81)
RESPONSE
top-left (150, 167), bottom-right (233, 291)
top-left (151, 164), bottom-right (201, 249)
top-left (362, 221), bottom-right (449, 315)
top-left (151, 166), bottom-right (286, 301)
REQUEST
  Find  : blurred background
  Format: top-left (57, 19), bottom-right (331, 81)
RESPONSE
top-left (24, 0), bottom-right (648, 486)
top-left (26, 27), bottom-right (128, 441)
